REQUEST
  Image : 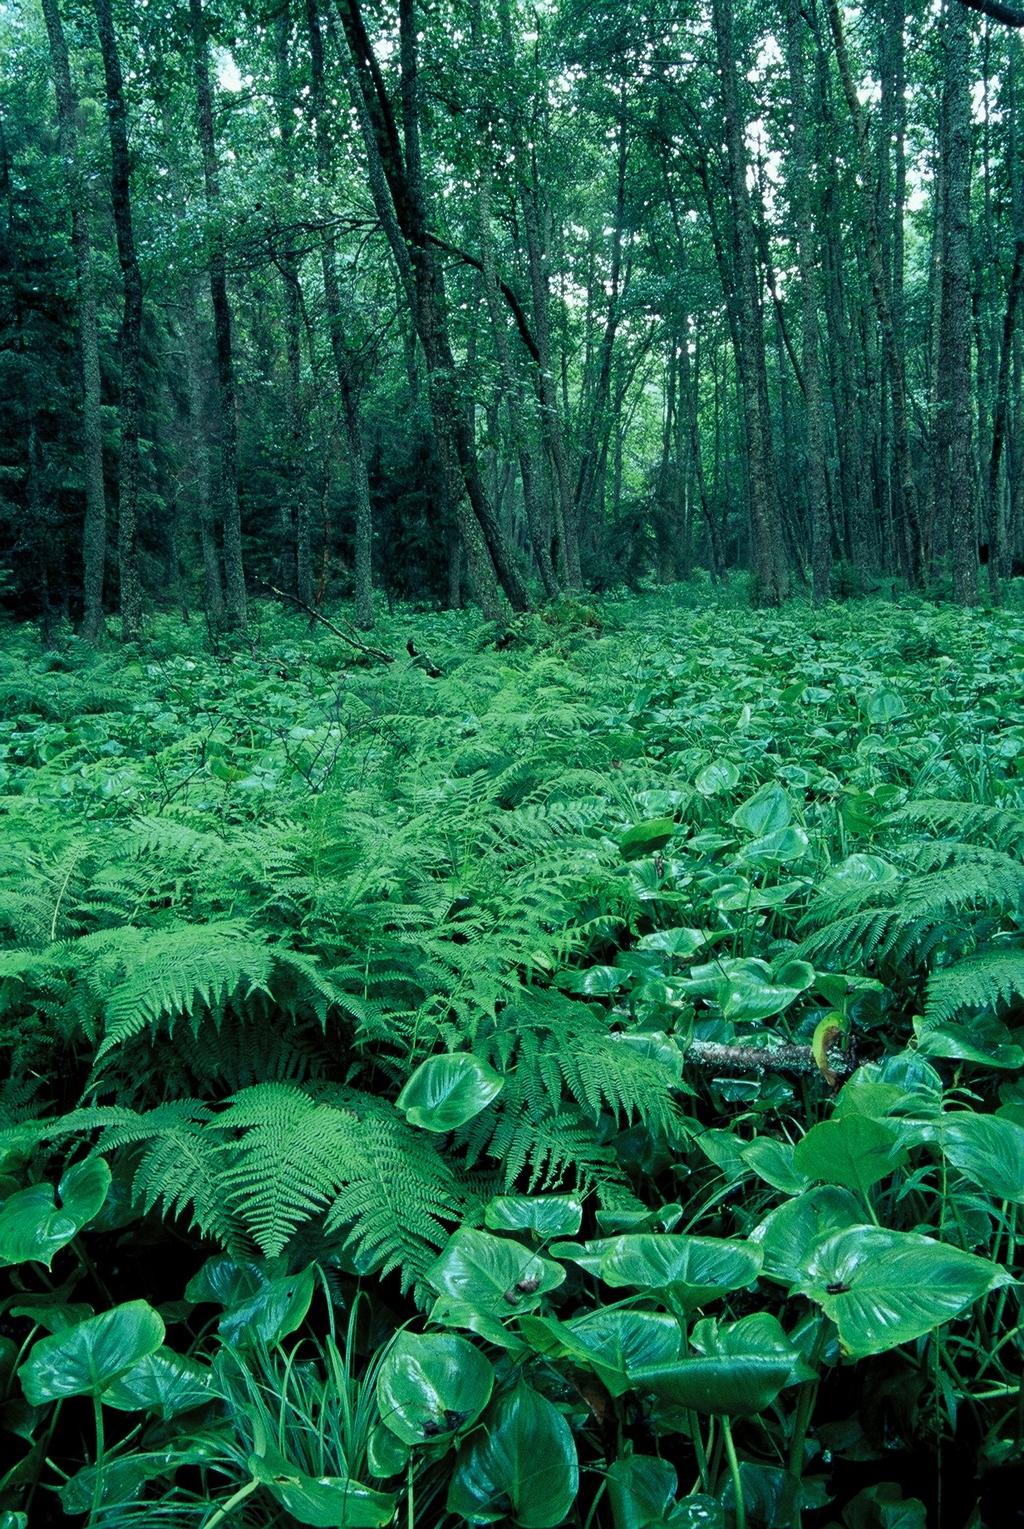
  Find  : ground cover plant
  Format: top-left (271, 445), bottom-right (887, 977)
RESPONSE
top-left (0, 590), bottom-right (1022, 1528)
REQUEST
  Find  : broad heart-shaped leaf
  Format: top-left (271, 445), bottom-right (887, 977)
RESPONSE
top-left (185, 1255), bottom-right (268, 1307)
top-left (619, 818), bottom-right (677, 861)
top-left (729, 784), bottom-right (792, 837)
top-left (101, 1347), bottom-right (213, 1417)
top-left (552, 1234), bottom-right (762, 1315)
top-left (634, 1313), bottom-right (813, 1416)
top-left (0, 1157), bottom-right (111, 1270)
top-left (376, 1331), bottom-right (493, 1445)
top-left (914, 1015), bottom-right (1024, 1070)
top-left (863, 686), bottom-right (906, 724)
top-left (720, 959), bottom-right (814, 1022)
top-left (938, 1112), bottom-right (1024, 1203)
top-left (794, 1115), bottom-right (904, 1194)
top-left (19, 1301), bottom-right (164, 1403)
top-left (739, 826), bottom-right (809, 866)
top-left (397, 1053), bottom-right (503, 1132)
top-left (217, 1265), bottom-right (315, 1347)
top-left (426, 1228), bottom-right (564, 1317)
top-left (606, 1460), bottom-right (724, 1529)
top-left (741, 1138), bottom-right (813, 1196)
top-left (519, 1309), bottom-right (681, 1398)
top-left (750, 1186), bottom-right (863, 1285)
top-left (794, 1226), bottom-right (1013, 1357)
top-left (251, 1446), bottom-right (395, 1528)
top-left (484, 1194), bottom-right (583, 1238)
top-left (695, 760), bottom-right (740, 797)
top-left (636, 926), bottom-right (708, 958)
top-left (447, 1383), bottom-right (579, 1527)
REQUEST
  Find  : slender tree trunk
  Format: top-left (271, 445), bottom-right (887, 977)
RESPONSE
top-left (188, 0), bottom-right (246, 629)
top-left (93, 0), bottom-right (143, 640)
top-left (786, 0), bottom-right (830, 602)
top-left (41, 0), bottom-right (107, 640)
top-left (712, 0), bottom-right (787, 604)
top-left (306, 0), bottom-right (373, 625)
top-left (938, 0), bottom-right (979, 603)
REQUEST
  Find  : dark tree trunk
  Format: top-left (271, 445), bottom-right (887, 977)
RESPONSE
top-left (188, 0), bottom-right (247, 629)
top-left (41, 0), bottom-right (107, 640)
top-left (93, 0), bottom-right (143, 640)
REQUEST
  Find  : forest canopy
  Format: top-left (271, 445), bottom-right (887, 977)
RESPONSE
top-left (2, 0), bottom-right (1023, 630)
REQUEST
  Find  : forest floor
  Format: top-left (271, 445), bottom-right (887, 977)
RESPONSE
top-left (1, 588), bottom-right (1023, 1528)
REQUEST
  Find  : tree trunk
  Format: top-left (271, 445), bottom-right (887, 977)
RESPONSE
top-left (938, 0), bottom-right (979, 603)
top-left (712, 0), bottom-right (788, 604)
top-left (40, 0), bottom-right (107, 640)
top-left (307, 0), bottom-right (373, 626)
top-left (93, 0), bottom-right (143, 640)
top-left (785, 0), bottom-right (830, 602)
top-left (188, 0), bottom-right (247, 629)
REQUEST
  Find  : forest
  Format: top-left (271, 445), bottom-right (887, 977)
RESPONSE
top-left (2, 0), bottom-right (1024, 1526)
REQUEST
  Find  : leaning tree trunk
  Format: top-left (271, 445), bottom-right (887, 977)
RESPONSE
top-left (188, 0), bottom-right (247, 630)
top-left (41, 0), bottom-right (107, 640)
top-left (93, 0), bottom-right (143, 640)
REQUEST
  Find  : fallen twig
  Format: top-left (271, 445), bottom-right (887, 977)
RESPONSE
top-left (255, 579), bottom-right (394, 664)
top-left (686, 1039), bottom-right (853, 1080)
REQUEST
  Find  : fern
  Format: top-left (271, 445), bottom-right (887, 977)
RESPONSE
top-left (926, 944), bottom-right (1024, 1025)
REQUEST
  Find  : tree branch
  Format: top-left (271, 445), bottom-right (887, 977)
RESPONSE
top-left (254, 579), bottom-right (394, 663)
top-left (426, 234), bottom-right (542, 365)
top-left (957, 0), bottom-right (1024, 26)
top-left (686, 1039), bottom-right (853, 1080)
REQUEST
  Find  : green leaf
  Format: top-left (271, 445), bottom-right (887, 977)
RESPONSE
top-left (619, 818), bottom-right (677, 861)
top-left (520, 1308), bottom-right (682, 1397)
top-left (793, 1115), bottom-right (904, 1193)
top-left (695, 760), bottom-right (739, 796)
top-left (635, 1313), bottom-right (813, 1415)
top-left (750, 1186), bottom-right (863, 1284)
top-left (729, 784), bottom-right (792, 836)
top-left (447, 1383), bottom-right (579, 1527)
top-left (251, 1446), bottom-right (396, 1527)
top-left (377, 1331), bottom-right (493, 1445)
top-left (553, 1234), bottom-right (762, 1315)
top-left (19, 1301), bottom-right (165, 1403)
top-left (217, 1266), bottom-right (315, 1347)
top-left (0, 1157), bottom-right (111, 1270)
top-left (741, 1138), bottom-right (812, 1196)
top-left (794, 1226), bottom-right (1013, 1356)
top-left (939, 1112), bottom-right (1024, 1204)
top-left (863, 688), bottom-right (906, 724)
top-left (636, 927), bottom-right (708, 958)
top-left (101, 1347), bottom-right (213, 1416)
top-left (185, 1255), bottom-right (268, 1306)
top-left (739, 826), bottom-right (809, 865)
top-left (484, 1194), bottom-right (583, 1238)
top-left (397, 1053), bottom-right (504, 1132)
top-left (720, 959), bottom-right (814, 1022)
top-left (426, 1228), bottom-right (564, 1317)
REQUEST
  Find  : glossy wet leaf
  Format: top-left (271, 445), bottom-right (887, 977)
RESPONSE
top-left (484, 1194), bottom-right (583, 1237)
top-left (251, 1446), bottom-right (396, 1527)
top-left (426, 1227), bottom-right (564, 1316)
top-left (0, 1157), bottom-right (111, 1270)
top-left (695, 760), bottom-right (740, 796)
top-left (794, 1226), bottom-right (1013, 1356)
top-left (447, 1382), bottom-right (579, 1527)
top-left (521, 1308), bottom-right (682, 1397)
top-left (721, 958), bottom-right (815, 1022)
top-left (397, 1053), bottom-right (504, 1132)
top-left (377, 1331), bottom-right (493, 1445)
top-left (635, 1313), bottom-right (813, 1415)
top-left (19, 1301), bottom-right (164, 1403)
top-left (939, 1112), bottom-right (1024, 1203)
top-left (101, 1347), bottom-right (213, 1416)
top-left (217, 1265), bottom-right (315, 1346)
top-left (750, 1186), bottom-right (863, 1284)
top-left (729, 784), bottom-right (792, 836)
top-left (552, 1234), bottom-right (762, 1314)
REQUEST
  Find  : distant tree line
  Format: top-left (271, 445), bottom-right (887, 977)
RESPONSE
top-left (1, 0), bottom-right (1022, 632)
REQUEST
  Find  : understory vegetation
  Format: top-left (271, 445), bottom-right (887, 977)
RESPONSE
top-left (0, 589), bottom-right (1023, 1528)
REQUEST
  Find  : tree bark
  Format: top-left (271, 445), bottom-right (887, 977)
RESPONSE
top-left (41, 0), bottom-right (107, 640)
top-left (785, 0), bottom-right (830, 602)
top-left (188, 0), bottom-right (247, 629)
top-left (712, 0), bottom-right (788, 604)
top-left (93, 0), bottom-right (143, 640)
